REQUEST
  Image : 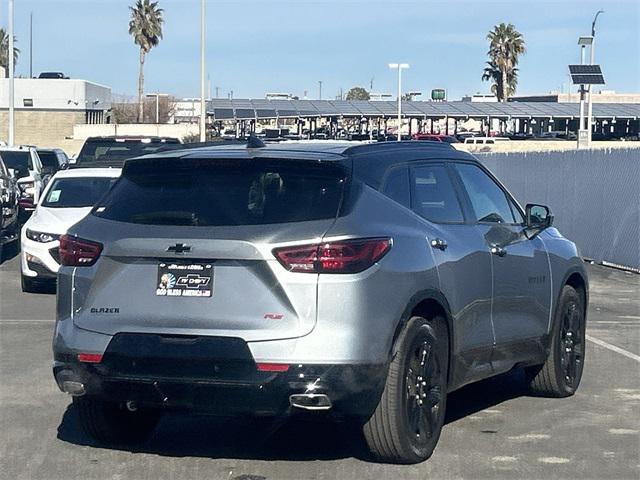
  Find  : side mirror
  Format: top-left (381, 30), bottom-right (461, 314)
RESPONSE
top-left (7, 168), bottom-right (16, 179)
top-left (526, 203), bottom-right (553, 230)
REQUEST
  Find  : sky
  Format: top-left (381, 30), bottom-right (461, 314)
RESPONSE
top-left (1, 0), bottom-right (639, 101)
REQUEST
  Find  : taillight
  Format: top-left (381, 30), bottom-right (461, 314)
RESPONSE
top-left (273, 238), bottom-right (391, 274)
top-left (256, 363), bottom-right (290, 372)
top-left (77, 353), bottom-right (103, 363)
top-left (59, 235), bottom-right (103, 266)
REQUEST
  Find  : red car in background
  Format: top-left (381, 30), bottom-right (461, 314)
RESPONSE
top-left (412, 133), bottom-right (460, 143)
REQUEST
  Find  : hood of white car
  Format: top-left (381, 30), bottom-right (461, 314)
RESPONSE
top-left (25, 206), bottom-right (93, 235)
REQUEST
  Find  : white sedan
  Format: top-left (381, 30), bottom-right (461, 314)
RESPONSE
top-left (20, 168), bottom-right (121, 292)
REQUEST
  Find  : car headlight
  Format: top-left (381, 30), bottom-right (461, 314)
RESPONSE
top-left (25, 229), bottom-right (59, 243)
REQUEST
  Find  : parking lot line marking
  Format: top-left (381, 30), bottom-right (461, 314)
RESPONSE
top-left (586, 334), bottom-right (640, 362)
top-left (591, 320), bottom-right (639, 324)
top-left (617, 315), bottom-right (640, 320)
top-left (0, 319), bottom-right (54, 324)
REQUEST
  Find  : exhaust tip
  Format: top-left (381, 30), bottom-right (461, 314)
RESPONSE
top-left (289, 393), bottom-right (332, 411)
top-left (61, 381), bottom-right (86, 396)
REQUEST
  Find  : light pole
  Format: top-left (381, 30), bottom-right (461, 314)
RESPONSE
top-left (199, 0), bottom-right (206, 142)
top-left (577, 36), bottom-right (593, 148)
top-left (587, 10), bottom-right (604, 145)
top-left (318, 80), bottom-right (323, 100)
top-left (389, 63), bottom-right (409, 141)
top-left (8, 0), bottom-right (15, 146)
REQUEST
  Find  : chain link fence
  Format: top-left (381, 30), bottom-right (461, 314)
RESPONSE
top-left (476, 148), bottom-right (640, 270)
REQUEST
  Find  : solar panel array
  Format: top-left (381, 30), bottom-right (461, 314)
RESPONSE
top-left (569, 65), bottom-right (606, 85)
top-left (207, 99), bottom-right (640, 121)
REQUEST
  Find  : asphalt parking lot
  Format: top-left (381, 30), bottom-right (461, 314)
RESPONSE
top-left (1, 240), bottom-right (638, 480)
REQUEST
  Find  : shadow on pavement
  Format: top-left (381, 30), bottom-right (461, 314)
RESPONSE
top-left (56, 368), bottom-right (529, 462)
top-left (0, 237), bottom-right (20, 265)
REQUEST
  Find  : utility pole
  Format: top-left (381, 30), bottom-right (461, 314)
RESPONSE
top-left (199, 0), bottom-right (206, 142)
top-left (29, 12), bottom-right (33, 78)
top-left (318, 81), bottom-right (323, 100)
top-left (8, 0), bottom-right (15, 146)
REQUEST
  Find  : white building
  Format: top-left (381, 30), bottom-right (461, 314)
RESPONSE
top-left (0, 78), bottom-right (111, 148)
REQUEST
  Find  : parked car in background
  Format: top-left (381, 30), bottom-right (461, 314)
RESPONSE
top-left (0, 146), bottom-right (44, 223)
top-left (53, 141), bottom-right (587, 464)
top-left (412, 133), bottom-right (459, 143)
top-left (38, 71), bottom-right (69, 79)
top-left (21, 168), bottom-right (121, 292)
top-left (72, 136), bottom-right (181, 168)
top-left (455, 131), bottom-right (480, 142)
top-left (0, 156), bottom-right (20, 246)
top-left (37, 148), bottom-right (70, 183)
top-left (534, 131), bottom-right (577, 141)
top-left (463, 137), bottom-right (510, 145)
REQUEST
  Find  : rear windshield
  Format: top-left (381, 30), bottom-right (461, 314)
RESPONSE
top-left (77, 140), bottom-right (179, 164)
top-left (38, 151), bottom-right (60, 170)
top-left (43, 177), bottom-right (118, 208)
top-left (93, 160), bottom-right (346, 226)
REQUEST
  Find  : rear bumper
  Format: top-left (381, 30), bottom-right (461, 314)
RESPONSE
top-left (53, 332), bottom-right (386, 418)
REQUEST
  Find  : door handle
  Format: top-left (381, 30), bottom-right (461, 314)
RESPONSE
top-left (430, 238), bottom-right (448, 251)
top-left (490, 246), bottom-right (507, 257)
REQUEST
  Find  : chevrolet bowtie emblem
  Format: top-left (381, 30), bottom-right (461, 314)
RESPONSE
top-left (166, 243), bottom-right (191, 254)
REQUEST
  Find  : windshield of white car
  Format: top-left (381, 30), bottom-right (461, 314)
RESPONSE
top-left (0, 151), bottom-right (33, 172)
top-left (42, 177), bottom-right (118, 208)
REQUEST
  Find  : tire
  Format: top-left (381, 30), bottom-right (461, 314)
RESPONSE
top-left (21, 274), bottom-right (42, 293)
top-left (363, 316), bottom-right (449, 464)
top-left (73, 397), bottom-right (161, 444)
top-left (527, 285), bottom-right (586, 397)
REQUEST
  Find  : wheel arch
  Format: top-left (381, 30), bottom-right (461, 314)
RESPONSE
top-left (555, 266), bottom-right (589, 322)
top-left (390, 289), bottom-right (455, 385)
top-left (545, 266), bottom-right (589, 349)
top-left (564, 270), bottom-right (588, 309)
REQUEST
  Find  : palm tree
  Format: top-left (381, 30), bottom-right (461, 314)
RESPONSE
top-left (482, 59), bottom-right (519, 100)
top-left (481, 23), bottom-right (525, 102)
top-left (0, 28), bottom-right (20, 78)
top-left (128, 0), bottom-right (164, 122)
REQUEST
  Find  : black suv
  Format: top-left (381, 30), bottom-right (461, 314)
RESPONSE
top-left (72, 136), bottom-right (181, 168)
top-left (37, 148), bottom-right (70, 183)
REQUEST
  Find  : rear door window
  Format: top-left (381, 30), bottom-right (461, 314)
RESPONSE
top-left (94, 160), bottom-right (346, 226)
top-left (410, 164), bottom-right (464, 223)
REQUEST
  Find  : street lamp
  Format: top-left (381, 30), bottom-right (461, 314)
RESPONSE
top-left (199, 0), bottom-right (206, 142)
top-left (588, 10), bottom-right (604, 144)
top-left (8, 0), bottom-right (15, 146)
top-left (389, 63), bottom-right (409, 142)
top-left (577, 36), bottom-right (593, 146)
